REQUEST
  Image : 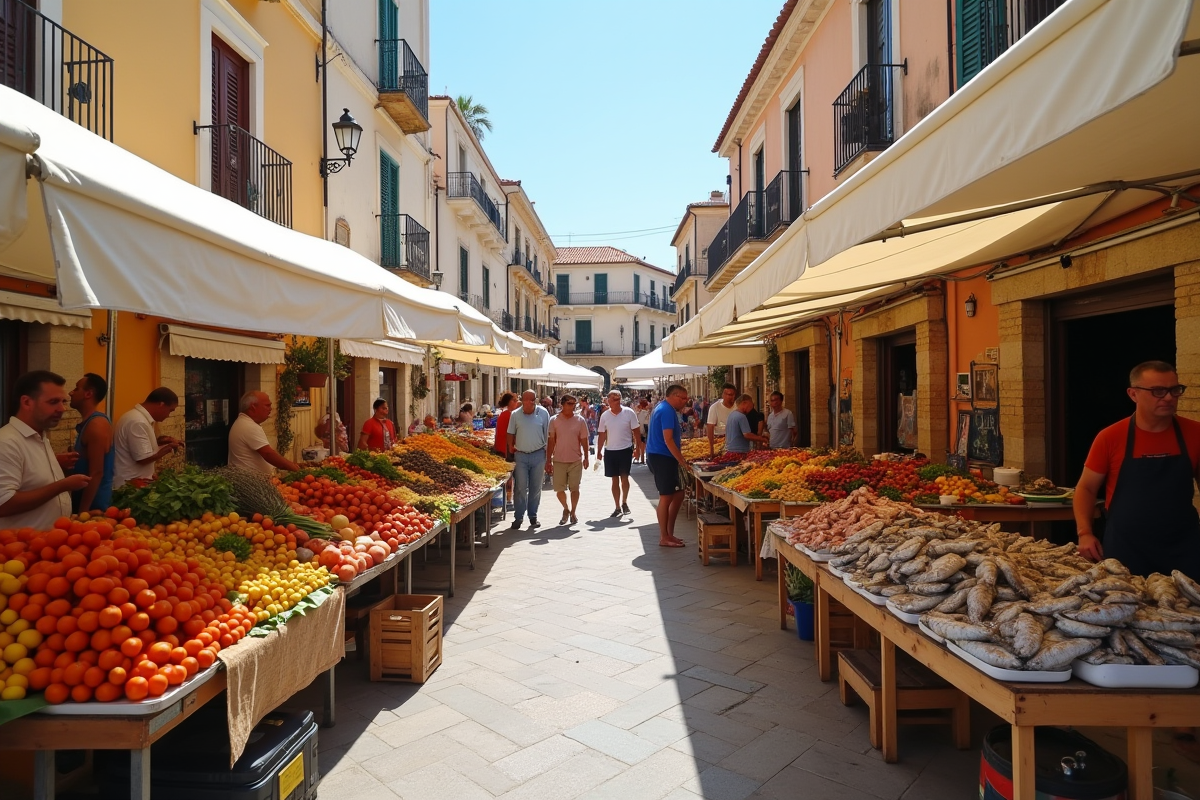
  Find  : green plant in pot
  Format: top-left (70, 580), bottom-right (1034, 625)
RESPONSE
top-left (289, 337), bottom-right (351, 389)
top-left (785, 564), bottom-right (816, 641)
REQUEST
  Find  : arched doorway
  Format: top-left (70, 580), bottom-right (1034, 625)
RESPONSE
top-left (590, 366), bottom-right (610, 393)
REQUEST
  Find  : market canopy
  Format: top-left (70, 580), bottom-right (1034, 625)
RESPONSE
top-left (0, 85), bottom-right (471, 345)
top-left (508, 353), bottom-right (603, 388)
top-left (667, 0), bottom-right (1200, 359)
top-left (613, 347), bottom-right (708, 380)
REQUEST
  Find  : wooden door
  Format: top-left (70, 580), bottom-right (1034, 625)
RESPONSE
top-left (211, 35), bottom-right (249, 204)
top-left (792, 350), bottom-right (812, 447)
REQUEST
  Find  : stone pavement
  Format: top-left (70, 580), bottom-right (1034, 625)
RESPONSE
top-left (293, 461), bottom-right (1198, 800)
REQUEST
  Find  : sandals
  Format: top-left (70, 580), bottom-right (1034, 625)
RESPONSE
top-left (570, 512), bottom-right (578, 524)
top-left (559, 511), bottom-right (570, 525)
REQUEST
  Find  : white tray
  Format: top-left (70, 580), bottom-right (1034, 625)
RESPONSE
top-left (827, 564), bottom-right (850, 579)
top-left (848, 580), bottom-right (889, 606)
top-left (1071, 659), bottom-right (1199, 689)
top-left (948, 641), bottom-right (1071, 683)
top-left (918, 619), bottom-right (946, 644)
top-left (38, 662), bottom-right (221, 716)
top-left (885, 599), bottom-right (923, 624)
top-left (798, 543), bottom-right (836, 562)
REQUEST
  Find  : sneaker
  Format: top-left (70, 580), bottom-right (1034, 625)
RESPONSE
top-left (529, 518), bottom-right (540, 528)
top-left (621, 503), bottom-right (631, 514)
top-left (510, 520), bottom-right (523, 531)
top-left (610, 508), bottom-right (622, 518)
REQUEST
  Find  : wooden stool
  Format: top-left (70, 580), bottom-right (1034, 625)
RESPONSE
top-left (837, 649), bottom-right (970, 750)
top-left (345, 592), bottom-right (385, 661)
top-left (697, 512), bottom-right (737, 566)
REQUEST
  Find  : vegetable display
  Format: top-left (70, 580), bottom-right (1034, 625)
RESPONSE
top-left (111, 467), bottom-right (234, 527)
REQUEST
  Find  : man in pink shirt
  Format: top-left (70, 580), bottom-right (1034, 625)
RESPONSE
top-left (547, 395), bottom-right (590, 525)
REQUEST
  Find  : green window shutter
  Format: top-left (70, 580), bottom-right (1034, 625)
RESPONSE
top-left (379, 151), bottom-right (400, 266)
top-left (482, 266), bottom-right (490, 308)
top-left (378, 0), bottom-right (398, 90)
top-left (459, 246), bottom-right (469, 298)
top-left (957, 0), bottom-right (1006, 88)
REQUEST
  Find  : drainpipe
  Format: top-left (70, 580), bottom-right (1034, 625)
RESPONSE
top-left (736, 140), bottom-right (743, 201)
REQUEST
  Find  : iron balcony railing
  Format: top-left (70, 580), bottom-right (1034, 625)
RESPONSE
top-left (761, 170), bottom-right (804, 237)
top-left (566, 341), bottom-right (603, 355)
top-left (705, 192), bottom-right (757, 285)
top-left (379, 213), bottom-right (430, 280)
top-left (544, 325), bottom-right (560, 341)
top-left (672, 255), bottom-right (708, 296)
top-left (194, 122), bottom-right (293, 228)
top-left (1, 0), bottom-right (113, 140)
top-left (632, 343), bottom-right (647, 357)
top-left (833, 61), bottom-right (907, 175)
top-left (492, 309), bottom-right (514, 332)
top-left (376, 38), bottom-right (428, 122)
top-left (510, 248), bottom-right (524, 267)
top-left (447, 172), bottom-right (505, 237)
top-left (557, 291), bottom-right (676, 313)
top-left (458, 293), bottom-right (489, 315)
top-left (961, 0), bottom-right (1067, 83)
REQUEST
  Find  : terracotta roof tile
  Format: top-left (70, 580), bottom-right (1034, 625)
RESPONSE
top-left (553, 247), bottom-right (671, 275)
top-left (713, 0), bottom-right (797, 153)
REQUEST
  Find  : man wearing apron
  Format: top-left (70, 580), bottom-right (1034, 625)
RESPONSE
top-left (1074, 360), bottom-right (1200, 760)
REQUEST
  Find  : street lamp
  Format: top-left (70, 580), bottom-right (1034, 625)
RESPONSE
top-left (320, 108), bottom-right (363, 176)
top-left (431, 272), bottom-right (444, 288)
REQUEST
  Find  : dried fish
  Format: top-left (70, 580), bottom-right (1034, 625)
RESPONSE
top-left (935, 587), bottom-right (971, 614)
top-left (925, 540), bottom-right (980, 557)
top-left (908, 582), bottom-right (952, 596)
top-left (996, 586), bottom-right (1021, 602)
top-left (889, 593), bottom-right (947, 613)
top-left (910, 553), bottom-right (968, 584)
top-left (1100, 558), bottom-right (1131, 576)
top-left (1148, 643), bottom-right (1200, 669)
top-left (1173, 570), bottom-right (1200, 606)
top-left (956, 639), bottom-right (1025, 670)
top-left (975, 558), bottom-right (998, 586)
top-left (1108, 629), bottom-right (1128, 656)
top-left (889, 537), bottom-right (925, 563)
top-left (921, 612), bottom-right (996, 641)
top-left (880, 585), bottom-right (909, 597)
top-left (999, 613), bottom-right (1044, 658)
top-left (1121, 630), bottom-right (1165, 666)
top-left (1062, 602), bottom-right (1137, 627)
top-left (897, 556), bottom-right (931, 577)
top-left (1051, 574), bottom-right (1091, 598)
top-left (1139, 629), bottom-right (1197, 649)
top-left (1026, 637), bottom-right (1100, 671)
top-left (991, 603), bottom-right (1030, 625)
top-left (996, 558), bottom-right (1033, 598)
top-left (967, 583), bottom-right (996, 624)
top-left (1085, 577), bottom-right (1139, 595)
top-left (1101, 592), bottom-right (1142, 605)
top-left (1027, 595), bottom-right (1084, 615)
top-left (1053, 615), bottom-right (1111, 639)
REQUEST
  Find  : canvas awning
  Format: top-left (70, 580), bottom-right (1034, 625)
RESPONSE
top-left (613, 347), bottom-right (709, 380)
top-left (508, 353), bottom-right (604, 388)
top-left (0, 290), bottom-right (92, 328)
top-left (339, 339), bottom-right (426, 366)
top-left (667, 0), bottom-right (1200, 359)
top-left (162, 324), bottom-right (286, 364)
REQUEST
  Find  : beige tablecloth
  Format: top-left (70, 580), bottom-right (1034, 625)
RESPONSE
top-left (218, 588), bottom-right (346, 765)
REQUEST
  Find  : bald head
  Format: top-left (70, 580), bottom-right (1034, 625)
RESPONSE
top-left (521, 390), bottom-right (538, 414)
top-left (240, 390), bottom-right (272, 424)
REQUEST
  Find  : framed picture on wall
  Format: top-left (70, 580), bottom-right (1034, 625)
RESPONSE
top-left (956, 373), bottom-right (971, 399)
top-left (971, 362), bottom-right (999, 408)
top-left (954, 411), bottom-right (971, 457)
top-left (293, 386), bottom-right (311, 408)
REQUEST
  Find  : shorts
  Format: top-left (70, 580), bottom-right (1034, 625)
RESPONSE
top-left (552, 460), bottom-right (583, 492)
top-left (604, 447), bottom-right (633, 477)
top-left (648, 453), bottom-right (682, 495)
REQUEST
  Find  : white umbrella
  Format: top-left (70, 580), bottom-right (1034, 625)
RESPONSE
top-left (613, 347), bottom-right (708, 380)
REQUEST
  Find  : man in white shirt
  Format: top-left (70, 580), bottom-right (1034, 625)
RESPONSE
top-left (706, 383), bottom-right (738, 457)
top-left (765, 391), bottom-right (799, 449)
top-left (596, 390), bottom-right (643, 518)
top-left (228, 391), bottom-right (299, 474)
top-left (113, 387), bottom-right (183, 488)
top-left (0, 371), bottom-right (91, 530)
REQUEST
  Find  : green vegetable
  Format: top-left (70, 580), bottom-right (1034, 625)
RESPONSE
top-left (917, 463), bottom-right (964, 482)
top-left (212, 467), bottom-right (335, 540)
top-left (785, 564), bottom-right (814, 603)
top-left (345, 449), bottom-right (404, 482)
top-left (282, 466), bottom-right (352, 484)
top-left (212, 533), bottom-right (252, 561)
top-left (446, 456), bottom-right (484, 474)
top-left (913, 493), bottom-right (941, 505)
top-left (112, 467), bottom-right (234, 526)
top-left (878, 486), bottom-right (904, 502)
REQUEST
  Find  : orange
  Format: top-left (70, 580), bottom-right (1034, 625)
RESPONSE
top-left (56, 615), bottom-right (78, 636)
top-left (35, 615), bottom-right (58, 636)
top-left (28, 667), bottom-right (52, 690)
top-left (134, 589), bottom-right (157, 609)
top-left (64, 631), bottom-right (90, 653)
top-left (94, 682), bottom-right (122, 702)
top-left (148, 600), bottom-right (172, 620)
top-left (54, 651), bottom-right (75, 670)
top-left (82, 666), bottom-right (106, 688)
top-left (180, 656), bottom-right (199, 677)
top-left (97, 649), bottom-right (123, 671)
top-left (45, 598), bottom-right (71, 617)
top-left (107, 587), bottom-right (130, 606)
top-left (45, 576), bottom-right (71, 598)
top-left (171, 602), bottom-right (193, 623)
top-left (89, 629), bottom-right (112, 652)
top-left (128, 612), bottom-right (150, 632)
top-left (44, 683), bottom-right (70, 704)
top-left (106, 666), bottom-right (127, 685)
top-left (147, 642), bottom-right (172, 666)
top-left (97, 606), bottom-right (122, 629)
top-left (154, 616), bottom-right (178, 635)
top-left (88, 577), bottom-right (115, 595)
top-left (85, 558), bottom-right (108, 578)
top-left (77, 611), bottom-right (100, 633)
top-left (124, 676), bottom-right (149, 700)
top-left (70, 684), bottom-right (93, 702)
top-left (62, 662), bottom-right (87, 686)
top-left (195, 649), bottom-right (216, 669)
top-left (109, 624), bottom-right (132, 645)
top-left (146, 673), bottom-right (168, 697)
top-left (119, 637), bottom-right (143, 659)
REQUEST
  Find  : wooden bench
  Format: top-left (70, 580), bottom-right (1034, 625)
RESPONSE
top-left (697, 512), bottom-right (737, 566)
top-left (837, 648), bottom-right (970, 750)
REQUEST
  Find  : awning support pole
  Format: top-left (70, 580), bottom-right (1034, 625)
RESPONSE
top-left (105, 310), bottom-right (117, 415)
top-left (328, 338), bottom-right (338, 457)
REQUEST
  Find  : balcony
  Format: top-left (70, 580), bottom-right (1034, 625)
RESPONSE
top-left (671, 255), bottom-right (708, 298)
top-left (194, 122), bottom-right (293, 228)
top-left (376, 39), bottom-right (429, 134)
top-left (491, 309), bottom-right (514, 332)
top-left (1, 0), bottom-right (113, 140)
top-left (447, 172), bottom-right (506, 249)
top-left (379, 213), bottom-right (431, 285)
top-left (705, 170), bottom-right (804, 291)
top-left (833, 61), bottom-right (907, 175)
top-left (632, 343), bottom-right (647, 357)
top-left (566, 341), bottom-right (604, 355)
top-left (556, 291), bottom-right (676, 314)
top-left (959, 0), bottom-right (1068, 85)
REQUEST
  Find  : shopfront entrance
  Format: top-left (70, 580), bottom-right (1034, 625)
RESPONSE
top-left (877, 333), bottom-right (917, 454)
top-left (1049, 277), bottom-right (1176, 486)
top-left (184, 358), bottom-right (243, 468)
top-left (0, 319), bottom-right (25, 423)
top-left (791, 350), bottom-right (811, 446)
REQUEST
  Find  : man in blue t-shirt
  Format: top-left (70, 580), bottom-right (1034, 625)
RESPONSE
top-left (725, 394), bottom-right (769, 453)
top-left (646, 384), bottom-right (690, 547)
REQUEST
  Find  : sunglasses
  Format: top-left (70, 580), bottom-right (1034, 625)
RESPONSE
top-left (1132, 385), bottom-right (1187, 398)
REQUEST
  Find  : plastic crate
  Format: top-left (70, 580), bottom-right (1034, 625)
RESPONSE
top-left (368, 594), bottom-right (443, 682)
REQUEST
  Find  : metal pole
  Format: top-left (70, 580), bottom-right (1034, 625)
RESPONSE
top-left (104, 310), bottom-right (117, 415)
top-left (327, 338), bottom-right (338, 457)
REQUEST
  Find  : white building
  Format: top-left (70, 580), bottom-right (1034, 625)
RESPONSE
top-left (552, 247), bottom-right (677, 388)
top-left (501, 180), bottom-right (559, 358)
top-left (670, 192), bottom-right (728, 399)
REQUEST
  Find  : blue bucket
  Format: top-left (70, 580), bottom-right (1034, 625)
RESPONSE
top-left (790, 600), bottom-right (814, 640)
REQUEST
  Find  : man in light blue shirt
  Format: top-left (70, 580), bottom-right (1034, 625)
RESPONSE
top-left (725, 394), bottom-right (769, 453)
top-left (506, 390), bottom-right (551, 530)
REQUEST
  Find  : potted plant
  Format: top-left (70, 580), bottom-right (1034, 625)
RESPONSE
top-left (785, 564), bottom-right (815, 641)
top-left (288, 337), bottom-right (350, 388)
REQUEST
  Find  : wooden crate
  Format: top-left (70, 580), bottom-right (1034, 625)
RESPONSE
top-left (697, 512), bottom-right (737, 566)
top-left (368, 594), bottom-right (443, 683)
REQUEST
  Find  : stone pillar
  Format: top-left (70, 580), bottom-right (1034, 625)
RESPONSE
top-left (1175, 263), bottom-right (1200, 419)
top-left (156, 352), bottom-right (187, 473)
top-left (809, 340), bottom-right (831, 448)
top-left (26, 323), bottom-right (85, 451)
top-left (244, 363), bottom-right (279, 446)
top-left (354, 357), bottom-right (380, 443)
top-left (915, 318), bottom-right (949, 458)
top-left (997, 300), bottom-right (1047, 477)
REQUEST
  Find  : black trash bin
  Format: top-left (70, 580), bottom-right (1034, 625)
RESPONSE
top-left (980, 725), bottom-right (1127, 800)
top-left (95, 705), bottom-right (319, 800)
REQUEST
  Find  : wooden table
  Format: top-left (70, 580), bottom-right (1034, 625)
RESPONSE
top-left (448, 489), bottom-right (495, 596)
top-left (772, 534), bottom-right (1200, 800)
top-left (915, 501), bottom-right (1082, 537)
top-left (702, 481), bottom-right (786, 581)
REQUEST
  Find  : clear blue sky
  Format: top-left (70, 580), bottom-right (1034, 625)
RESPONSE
top-left (429, 1), bottom-right (782, 274)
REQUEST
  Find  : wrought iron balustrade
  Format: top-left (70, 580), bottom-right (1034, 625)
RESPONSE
top-left (566, 341), bottom-right (604, 355)
top-left (960, 0), bottom-right (1068, 84)
top-left (491, 309), bottom-right (514, 332)
top-left (1, 0), bottom-right (113, 139)
top-left (376, 38), bottom-right (428, 121)
top-left (447, 172), bottom-right (505, 236)
top-left (510, 248), bottom-right (524, 267)
top-left (672, 255), bottom-right (709, 296)
top-left (833, 61), bottom-right (907, 174)
top-left (761, 170), bottom-right (804, 236)
top-left (379, 213), bottom-right (430, 279)
top-left (194, 122), bottom-right (293, 227)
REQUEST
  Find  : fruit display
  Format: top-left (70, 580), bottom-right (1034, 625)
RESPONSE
top-left (399, 433), bottom-right (511, 481)
top-left (391, 450), bottom-right (491, 501)
top-left (682, 437), bottom-right (724, 462)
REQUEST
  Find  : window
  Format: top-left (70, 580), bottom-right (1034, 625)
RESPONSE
top-left (379, 150), bottom-right (400, 265)
top-left (458, 145), bottom-right (467, 173)
top-left (377, 0), bottom-right (398, 83)
top-left (482, 265), bottom-right (490, 308)
top-left (957, 0), bottom-right (1007, 87)
top-left (634, 274), bottom-right (640, 299)
top-left (334, 218), bottom-right (350, 247)
top-left (685, 244), bottom-right (690, 266)
top-left (514, 226), bottom-right (521, 259)
top-left (650, 325), bottom-right (656, 347)
top-left (458, 246), bottom-right (469, 299)
top-left (633, 320), bottom-right (640, 347)
top-left (556, 274), bottom-right (570, 304)
top-left (210, 35), bottom-right (249, 205)
top-left (650, 280), bottom-right (656, 308)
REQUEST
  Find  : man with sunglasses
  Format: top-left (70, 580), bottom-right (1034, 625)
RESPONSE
top-left (1074, 360), bottom-right (1200, 582)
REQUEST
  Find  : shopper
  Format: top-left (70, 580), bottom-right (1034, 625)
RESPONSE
top-left (706, 383), bottom-right (738, 457)
top-left (0, 371), bottom-right (91, 531)
top-left (725, 394), bottom-right (770, 453)
top-left (357, 398), bottom-right (397, 451)
top-left (596, 389), bottom-right (642, 517)
top-left (505, 390), bottom-right (550, 530)
top-left (493, 392), bottom-right (518, 508)
top-left (113, 387), bottom-right (183, 489)
top-left (547, 395), bottom-right (589, 525)
top-left (634, 398), bottom-right (651, 463)
top-left (746, 399), bottom-right (766, 450)
top-left (458, 403), bottom-right (475, 424)
top-left (229, 391), bottom-right (299, 474)
top-left (314, 411), bottom-right (349, 453)
top-left (766, 391), bottom-right (799, 449)
top-left (646, 384), bottom-right (690, 547)
top-left (67, 372), bottom-right (114, 513)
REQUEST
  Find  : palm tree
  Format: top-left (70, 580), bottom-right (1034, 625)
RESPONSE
top-left (456, 95), bottom-right (493, 142)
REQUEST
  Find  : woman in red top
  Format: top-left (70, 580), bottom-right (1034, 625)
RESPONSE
top-left (494, 393), bottom-right (517, 456)
top-left (357, 399), bottom-right (397, 451)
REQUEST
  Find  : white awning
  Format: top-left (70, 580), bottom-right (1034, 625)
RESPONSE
top-left (0, 117), bottom-right (36, 252)
top-left (613, 347), bottom-right (709, 379)
top-left (162, 324), bottom-right (285, 364)
top-left (339, 339), bottom-right (426, 366)
top-left (0, 290), bottom-right (92, 328)
top-left (659, 337), bottom-right (768, 367)
top-left (509, 353), bottom-right (604, 388)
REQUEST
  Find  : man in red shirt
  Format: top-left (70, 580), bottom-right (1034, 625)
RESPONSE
top-left (1074, 360), bottom-right (1200, 580)
top-left (494, 392), bottom-right (517, 508)
top-left (357, 399), bottom-right (397, 451)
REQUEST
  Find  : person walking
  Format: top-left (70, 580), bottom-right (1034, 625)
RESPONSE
top-left (506, 390), bottom-right (550, 530)
top-left (547, 395), bottom-right (589, 525)
top-left (67, 372), bottom-right (114, 513)
top-left (646, 384), bottom-right (690, 547)
top-left (634, 398), bottom-right (651, 463)
top-left (596, 389), bottom-right (642, 518)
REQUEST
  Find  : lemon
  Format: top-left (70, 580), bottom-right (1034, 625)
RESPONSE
top-left (2, 643), bottom-right (27, 663)
top-left (16, 630), bottom-right (42, 649)
top-left (7, 619), bottom-right (30, 635)
top-left (1, 685), bottom-right (27, 700)
top-left (0, 609), bottom-right (16, 626)
top-left (0, 577), bottom-right (19, 597)
top-left (12, 658), bottom-right (35, 675)
top-left (5, 673), bottom-right (27, 689)
top-left (2, 561), bottom-right (23, 577)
